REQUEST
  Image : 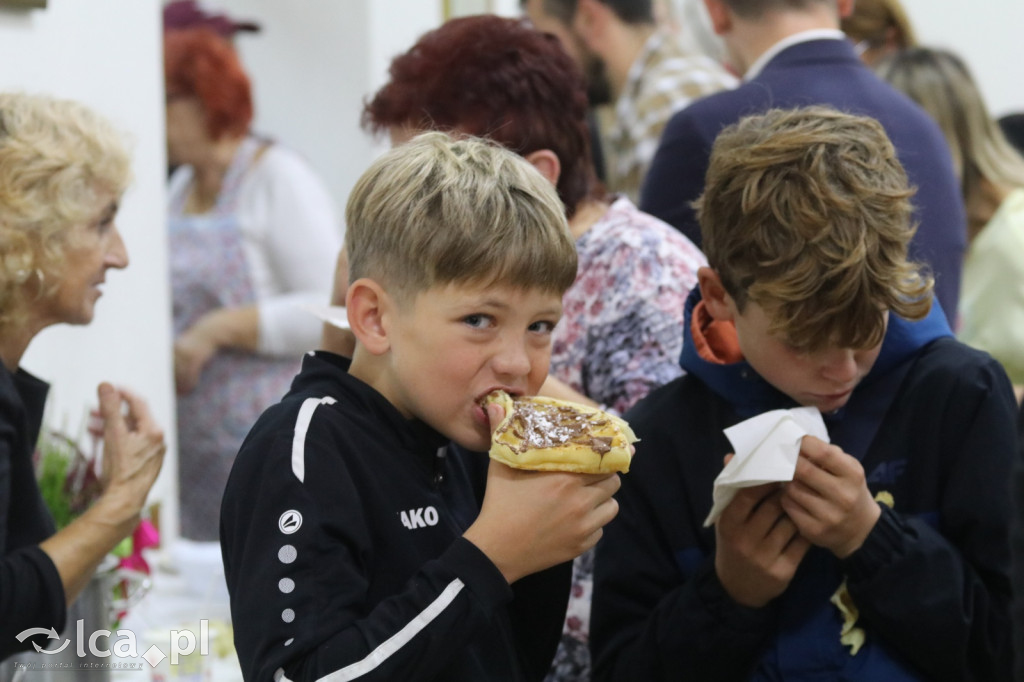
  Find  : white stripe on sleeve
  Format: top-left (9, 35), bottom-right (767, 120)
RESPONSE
top-left (291, 396), bottom-right (337, 482)
top-left (318, 578), bottom-right (466, 681)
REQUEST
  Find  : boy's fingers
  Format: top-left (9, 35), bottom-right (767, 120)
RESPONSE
top-left (782, 534), bottom-right (812, 564)
top-left (486, 402), bottom-right (505, 431)
top-left (799, 435), bottom-right (830, 460)
top-left (765, 511), bottom-right (800, 553)
top-left (792, 455), bottom-right (830, 493)
top-left (799, 436), bottom-right (847, 474)
top-left (586, 473), bottom-right (621, 498)
top-left (724, 483), bottom-right (777, 522)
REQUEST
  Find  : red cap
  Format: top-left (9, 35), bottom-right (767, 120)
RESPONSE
top-left (163, 1), bottom-right (261, 37)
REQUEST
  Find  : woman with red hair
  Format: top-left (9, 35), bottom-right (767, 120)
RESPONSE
top-left (164, 29), bottom-right (341, 541)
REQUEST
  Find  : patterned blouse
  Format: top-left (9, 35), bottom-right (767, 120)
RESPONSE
top-left (550, 196), bottom-right (706, 415)
top-left (545, 197), bottom-right (706, 682)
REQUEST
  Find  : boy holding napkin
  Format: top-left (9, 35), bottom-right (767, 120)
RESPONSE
top-left (590, 106), bottom-right (1017, 681)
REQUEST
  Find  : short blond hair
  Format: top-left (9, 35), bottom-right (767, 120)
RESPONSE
top-left (0, 92), bottom-right (131, 329)
top-left (696, 106), bottom-right (933, 351)
top-left (345, 131), bottom-right (577, 301)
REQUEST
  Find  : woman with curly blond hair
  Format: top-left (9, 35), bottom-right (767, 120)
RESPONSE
top-left (0, 92), bottom-right (164, 661)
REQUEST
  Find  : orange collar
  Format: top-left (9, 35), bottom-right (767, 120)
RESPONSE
top-left (691, 300), bottom-right (744, 365)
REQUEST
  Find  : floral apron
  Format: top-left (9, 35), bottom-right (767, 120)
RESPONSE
top-left (169, 139), bottom-right (298, 541)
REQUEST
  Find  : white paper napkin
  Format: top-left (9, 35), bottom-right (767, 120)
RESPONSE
top-left (703, 406), bottom-right (829, 527)
top-left (300, 303), bottom-right (350, 330)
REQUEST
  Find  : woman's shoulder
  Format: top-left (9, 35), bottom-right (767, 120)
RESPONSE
top-left (581, 196), bottom-right (706, 288)
top-left (248, 141), bottom-right (320, 182)
top-left (592, 197), bottom-right (704, 255)
top-left (243, 139), bottom-right (335, 205)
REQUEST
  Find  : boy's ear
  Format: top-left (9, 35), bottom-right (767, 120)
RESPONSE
top-left (702, 0), bottom-right (733, 35)
top-left (697, 266), bottom-right (735, 322)
top-left (523, 149), bottom-right (562, 187)
top-left (345, 277), bottom-right (392, 355)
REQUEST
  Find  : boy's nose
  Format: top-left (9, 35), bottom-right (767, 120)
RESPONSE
top-left (492, 337), bottom-right (532, 378)
top-left (820, 347), bottom-right (858, 384)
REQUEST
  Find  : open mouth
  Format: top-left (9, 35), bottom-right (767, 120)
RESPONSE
top-left (475, 388), bottom-right (520, 406)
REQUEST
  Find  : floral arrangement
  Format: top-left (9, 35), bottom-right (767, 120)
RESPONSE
top-left (35, 428), bottom-right (102, 530)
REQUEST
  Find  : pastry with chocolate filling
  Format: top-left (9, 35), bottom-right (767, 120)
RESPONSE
top-left (484, 390), bottom-right (637, 473)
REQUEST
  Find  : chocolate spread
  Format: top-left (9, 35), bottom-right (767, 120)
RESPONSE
top-left (495, 398), bottom-right (613, 456)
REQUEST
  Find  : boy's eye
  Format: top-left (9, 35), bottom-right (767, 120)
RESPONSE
top-left (529, 320), bottom-right (556, 334)
top-left (462, 314), bottom-right (493, 329)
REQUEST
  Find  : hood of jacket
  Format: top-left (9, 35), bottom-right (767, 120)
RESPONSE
top-left (679, 287), bottom-right (952, 419)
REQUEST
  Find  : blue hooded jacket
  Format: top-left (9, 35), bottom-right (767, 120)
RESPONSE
top-left (683, 288), bottom-right (952, 680)
top-left (591, 286), bottom-right (1015, 682)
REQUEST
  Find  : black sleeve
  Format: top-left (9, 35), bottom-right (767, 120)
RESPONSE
top-left (222, 414), bottom-right (517, 682)
top-left (638, 110), bottom-right (713, 248)
top-left (590, 385), bottom-right (774, 681)
top-left (844, 356), bottom-right (1017, 682)
top-left (0, 546), bottom-right (67, 659)
top-left (1014, 402), bottom-right (1024, 682)
top-left (590, 476), bottom-right (774, 681)
top-left (508, 562), bottom-right (572, 681)
top-left (0, 423), bottom-right (67, 659)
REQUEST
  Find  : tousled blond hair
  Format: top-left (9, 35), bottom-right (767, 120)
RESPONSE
top-left (696, 106), bottom-right (933, 351)
top-left (345, 131), bottom-right (577, 301)
top-left (0, 92), bottom-right (131, 329)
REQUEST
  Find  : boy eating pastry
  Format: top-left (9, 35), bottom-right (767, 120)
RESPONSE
top-left (221, 132), bottom-right (621, 681)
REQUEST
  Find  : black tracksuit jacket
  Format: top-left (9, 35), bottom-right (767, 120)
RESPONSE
top-left (221, 352), bottom-right (569, 681)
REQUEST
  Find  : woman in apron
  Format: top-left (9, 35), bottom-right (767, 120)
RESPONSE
top-left (165, 29), bottom-right (342, 540)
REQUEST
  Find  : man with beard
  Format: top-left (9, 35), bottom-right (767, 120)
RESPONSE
top-left (523, 0), bottom-right (736, 202)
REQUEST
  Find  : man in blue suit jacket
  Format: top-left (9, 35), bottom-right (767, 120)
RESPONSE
top-left (640, 0), bottom-right (966, 322)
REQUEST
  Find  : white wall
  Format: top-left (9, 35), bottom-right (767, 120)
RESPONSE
top-left (901, 0), bottom-right (1024, 118)
top-left (0, 0), bottom-right (178, 538)
top-left (212, 0), bottom-right (442, 217)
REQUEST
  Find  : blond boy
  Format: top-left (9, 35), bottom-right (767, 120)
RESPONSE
top-left (221, 132), bottom-right (621, 681)
top-left (591, 106), bottom-right (1016, 681)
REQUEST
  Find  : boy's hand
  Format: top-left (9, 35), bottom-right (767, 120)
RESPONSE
top-left (463, 399), bottom-right (621, 583)
top-left (780, 436), bottom-right (881, 559)
top-left (715, 470), bottom-right (810, 608)
top-left (465, 463), bottom-right (620, 584)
